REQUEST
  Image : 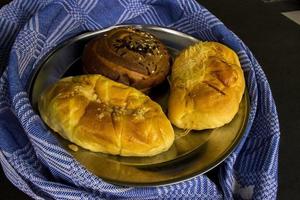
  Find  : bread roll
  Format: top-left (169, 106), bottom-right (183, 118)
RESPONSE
top-left (168, 42), bottom-right (245, 130)
top-left (82, 27), bottom-right (171, 91)
top-left (38, 75), bottom-right (174, 156)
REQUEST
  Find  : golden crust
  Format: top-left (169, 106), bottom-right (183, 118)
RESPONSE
top-left (38, 74), bottom-right (174, 156)
top-left (168, 42), bottom-right (245, 130)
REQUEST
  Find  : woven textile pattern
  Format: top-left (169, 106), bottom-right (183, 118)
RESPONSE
top-left (0, 0), bottom-right (279, 199)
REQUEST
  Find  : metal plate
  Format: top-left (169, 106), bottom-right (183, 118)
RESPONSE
top-left (29, 25), bottom-right (249, 186)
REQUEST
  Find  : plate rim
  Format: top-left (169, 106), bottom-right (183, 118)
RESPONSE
top-left (28, 24), bottom-right (251, 187)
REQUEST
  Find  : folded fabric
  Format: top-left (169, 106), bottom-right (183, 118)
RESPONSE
top-left (0, 0), bottom-right (280, 199)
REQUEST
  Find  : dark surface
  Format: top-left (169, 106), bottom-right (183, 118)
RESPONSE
top-left (0, 170), bottom-right (31, 199)
top-left (1, 0), bottom-right (300, 199)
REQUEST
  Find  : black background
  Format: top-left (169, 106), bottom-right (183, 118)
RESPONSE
top-left (1, 0), bottom-right (300, 199)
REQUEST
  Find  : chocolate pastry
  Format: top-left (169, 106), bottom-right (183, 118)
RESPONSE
top-left (82, 27), bottom-right (171, 91)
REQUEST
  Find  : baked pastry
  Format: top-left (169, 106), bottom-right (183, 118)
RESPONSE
top-left (82, 27), bottom-right (170, 91)
top-left (168, 42), bottom-right (245, 130)
top-left (38, 74), bottom-right (174, 156)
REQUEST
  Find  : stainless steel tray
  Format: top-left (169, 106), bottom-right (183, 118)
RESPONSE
top-left (29, 25), bottom-right (249, 186)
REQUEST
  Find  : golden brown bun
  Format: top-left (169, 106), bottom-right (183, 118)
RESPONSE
top-left (168, 42), bottom-right (245, 130)
top-left (82, 27), bottom-right (171, 91)
top-left (38, 74), bottom-right (174, 156)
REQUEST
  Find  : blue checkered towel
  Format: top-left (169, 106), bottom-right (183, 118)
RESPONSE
top-left (0, 0), bottom-right (280, 199)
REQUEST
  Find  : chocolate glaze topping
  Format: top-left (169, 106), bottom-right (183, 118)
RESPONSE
top-left (82, 27), bottom-right (171, 91)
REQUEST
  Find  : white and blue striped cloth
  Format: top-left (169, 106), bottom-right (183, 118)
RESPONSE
top-left (0, 0), bottom-right (280, 199)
